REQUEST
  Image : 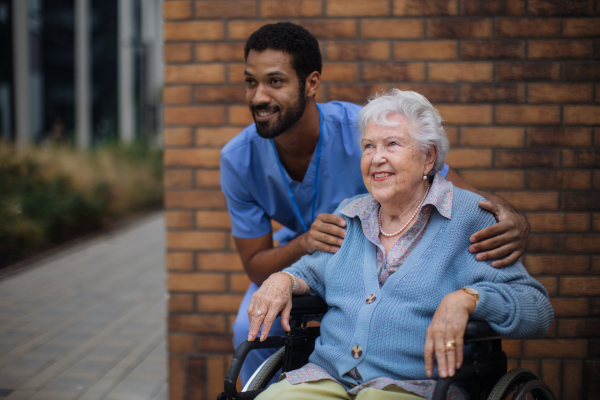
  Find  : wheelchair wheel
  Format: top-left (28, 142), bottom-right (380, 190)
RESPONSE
top-left (487, 368), bottom-right (556, 400)
top-left (243, 347), bottom-right (285, 392)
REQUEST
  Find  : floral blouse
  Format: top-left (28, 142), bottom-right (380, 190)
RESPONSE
top-left (285, 174), bottom-right (468, 400)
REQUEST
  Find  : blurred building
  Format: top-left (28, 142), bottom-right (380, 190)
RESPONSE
top-left (0, 0), bottom-right (163, 148)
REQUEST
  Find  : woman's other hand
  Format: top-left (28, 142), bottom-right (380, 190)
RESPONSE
top-left (424, 290), bottom-right (478, 379)
top-left (469, 201), bottom-right (530, 268)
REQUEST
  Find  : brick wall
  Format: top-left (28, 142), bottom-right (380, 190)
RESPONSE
top-left (162, 1), bottom-right (600, 399)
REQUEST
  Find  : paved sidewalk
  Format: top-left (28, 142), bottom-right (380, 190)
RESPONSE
top-left (0, 212), bottom-right (167, 400)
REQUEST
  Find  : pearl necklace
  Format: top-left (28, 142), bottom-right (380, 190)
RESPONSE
top-left (379, 184), bottom-right (430, 238)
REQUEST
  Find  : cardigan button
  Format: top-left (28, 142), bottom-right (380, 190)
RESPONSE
top-left (366, 294), bottom-right (376, 304)
top-left (351, 345), bottom-right (362, 359)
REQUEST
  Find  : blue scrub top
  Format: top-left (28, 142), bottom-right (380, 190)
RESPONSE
top-left (220, 101), bottom-right (448, 245)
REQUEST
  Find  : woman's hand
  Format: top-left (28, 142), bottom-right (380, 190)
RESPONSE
top-left (424, 290), bottom-right (478, 379)
top-left (247, 272), bottom-right (295, 342)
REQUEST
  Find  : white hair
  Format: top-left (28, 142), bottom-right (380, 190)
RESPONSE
top-left (358, 89), bottom-right (449, 175)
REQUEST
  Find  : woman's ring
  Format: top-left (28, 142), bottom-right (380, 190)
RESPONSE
top-left (445, 340), bottom-right (456, 349)
top-left (256, 310), bottom-right (262, 316)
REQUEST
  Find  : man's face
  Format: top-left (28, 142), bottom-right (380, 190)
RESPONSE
top-left (244, 49), bottom-right (305, 139)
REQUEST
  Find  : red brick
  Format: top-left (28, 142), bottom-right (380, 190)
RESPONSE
top-left (361, 63), bottom-right (425, 82)
top-left (535, 276), bottom-right (557, 295)
top-left (563, 360), bottom-right (583, 400)
top-left (394, 84), bottom-right (458, 103)
top-left (169, 293), bottom-right (194, 312)
top-left (445, 126), bottom-right (458, 146)
top-left (197, 253), bottom-right (244, 272)
top-left (461, 40), bottom-right (525, 60)
top-left (166, 211), bottom-right (194, 229)
top-left (227, 64), bottom-right (246, 84)
top-left (559, 318), bottom-right (600, 337)
top-left (163, 106), bottom-right (225, 126)
top-left (327, 84), bottom-right (390, 103)
top-left (195, 127), bottom-right (240, 147)
top-left (529, 40), bottom-right (593, 59)
top-left (436, 105), bottom-right (493, 124)
top-left (164, 127), bottom-right (193, 147)
top-left (197, 336), bottom-right (235, 353)
top-left (168, 273), bottom-right (226, 292)
top-left (495, 149), bottom-right (559, 168)
top-left (550, 298), bottom-right (589, 317)
top-left (207, 356), bottom-right (227, 400)
top-left (167, 252), bottom-right (194, 272)
top-left (526, 171), bottom-right (591, 190)
top-left (564, 106), bottom-right (600, 125)
top-left (196, 211), bottom-right (231, 229)
top-left (167, 231), bottom-right (227, 250)
top-left (165, 170), bottom-right (193, 191)
top-left (445, 149), bottom-right (492, 168)
top-left (394, 0), bottom-right (458, 16)
top-left (327, 41), bottom-right (390, 61)
top-left (524, 255), bottom-right (589, 275)
top-left (564, 62), bottom-right (600, 81)
top-left (195, 43), bottom-right (244, 62)
top-left (494, 191), bottom-right (559, 211)
top-left (428, 62), bottom-right (493, 82)
top-left (461, 127), bottom-right (523, 147)
top-left (164, 1), bottom-right (192, 20)
top-left (164, 149), bottom-right (220, 168)
top-left (541, 360), bottom-right (561, 397)
top-left (428, 19), bottom-right (491, 38)
top-left (164, 86), bottom-right (191, 105)
top-left (169, 357), bottom-right (185, 400)
top-left (321, 63), bottom-right (359, 82)
top-left (169, 314), bottom-right (227, 334)
top-left (169, 334), bottom-right (195, 353)
top-left (520, 360), bottom-right (540, 375)
top-left (527, 235), bottom-right (559, 253)
top-left (503, 339), bottom-right (522, 358)
top-left (595, 172), bottom-right (600, 189)
top-left (165, 64), bottom-right (224, 84)
top-left (529, 83), bottom-right (593, 103)
top-left (584, 360), bottom-right (600, 398)
top-left (523, 339), bottom-right (587, 357)
top-left (260, 0), bottom-right (322, 17)
top-left (393, 41), bottom-right (456, 60)
top-left (297, 20), bottom-right (357, 39)
top-left (461, 0), bottom-right (524, 15)
top-left (460, 83), bottom-right (525, 103)
top-left (495, 62), bottom-right (560, 81)
top-left (562, 235), bottom-right (600, 253)
top-left (230, 273), bottom-right (252, 292)
top-left (165, 43), bottom-right (192, 62)
top-left (561, 277), bottom-right (600, 295)
top-left (563, 149), bottom-right (600, 168)
top-left (360, 19), bottom-right (424, 39)
top-left (494, 18), bottom-right (560, 37)
top-left (459, 170), bottom-right (524, 189)
top-left (195, 85), bottom-right (245, 104)
top-left (227, 20), bottom-right (272, 40)
top-left (527, 127), bottom-right (592, 147)
top-left (197, 294), bottom-right (244, 312)
top-left (564, 18), bottom-right (600, 37)
top-left (196, 170), bottom-right (221, 188)
top-left (495, 105), bottom-right (560, 125)
top-left (528, 0), bottom-right (594, 16)
top-left (164, 21), bottom-right (224, 41)
top-left (194, 1), bottom-right (256, 19)
top-left (229, 105), bottom-right (254, 125)
top-left (188, 357), bottom-right (205, 400)
top-left (594, 255), bottom-right (600, 273)
top-left (528, 213), bottom-right (590, 232)
top-left (327, 0), bottom-right (389, 16)
top-left (561, 191), bottom-right (600, 212)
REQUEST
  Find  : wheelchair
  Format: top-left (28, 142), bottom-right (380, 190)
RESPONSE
top-left (218, 296), bottom-right (556, 400)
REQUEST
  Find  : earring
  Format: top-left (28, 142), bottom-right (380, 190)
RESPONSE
top-left (423, 175), bottom-right (427, 180)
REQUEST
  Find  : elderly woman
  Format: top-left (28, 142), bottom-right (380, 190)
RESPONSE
top-left (247, 90), bottom-right (553, 400)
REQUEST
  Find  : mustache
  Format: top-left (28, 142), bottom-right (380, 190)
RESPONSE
top-left (250, 104), bottom-right (280, 114)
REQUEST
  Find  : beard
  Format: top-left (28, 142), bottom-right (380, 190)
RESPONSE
top-left (252, 93), bottom-right (306, 139)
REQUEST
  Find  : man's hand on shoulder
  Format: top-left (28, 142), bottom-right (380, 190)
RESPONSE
top-left (303, 213), bottom-right (347, 254)
top-left (469, 200), bottom-right (530, 268)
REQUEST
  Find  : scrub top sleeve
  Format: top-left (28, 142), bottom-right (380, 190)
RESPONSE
top-left (220, 156), bottom-right (273, 239)
top-left (439, 163), bottom-right (450, 178)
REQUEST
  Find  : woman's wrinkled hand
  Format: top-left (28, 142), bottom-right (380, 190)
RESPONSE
top-left (424, 291), bottom-right (477, 379)
top-left (247, 272), bottom-right (294, 342)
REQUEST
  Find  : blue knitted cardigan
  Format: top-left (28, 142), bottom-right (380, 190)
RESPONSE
top-left (284, 187), bottom-right (553, 388)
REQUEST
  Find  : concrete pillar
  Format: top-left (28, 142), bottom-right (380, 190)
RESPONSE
top-left (119, 0), bottom-right (135, 143)
top-left (75, 0), bottom-right (91, 149)
top-left (12, 0), bottom-right (30, 148)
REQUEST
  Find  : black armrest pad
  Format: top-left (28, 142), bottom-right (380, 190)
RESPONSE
top-left (464, 321), bottom-right (500, 341)
top-left (289, 295), bottom-right (328, 316)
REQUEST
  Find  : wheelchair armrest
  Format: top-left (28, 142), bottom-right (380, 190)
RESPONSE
top-left (289, 295), bottom-right (328, 316)
top-left (224, 337), bottom-right (285, 400)
top-left (464, 320), bottom-right (501, 342)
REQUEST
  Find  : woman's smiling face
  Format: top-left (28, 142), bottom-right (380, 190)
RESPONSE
top-left (360, 113), bottom-right (436, 207)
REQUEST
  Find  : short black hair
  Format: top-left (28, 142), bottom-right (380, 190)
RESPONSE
top-left (244, 22), bottom-right (322, 86)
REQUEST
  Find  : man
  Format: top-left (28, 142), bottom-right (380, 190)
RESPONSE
top-left (220, 22), bottom-right (529, 385)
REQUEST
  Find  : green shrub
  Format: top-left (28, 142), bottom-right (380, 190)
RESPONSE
top-left (0, 143), bottom-right (163, 267)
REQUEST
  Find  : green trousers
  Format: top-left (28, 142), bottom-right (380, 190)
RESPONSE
top-left (256, 378), bottom-right (426, 400)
